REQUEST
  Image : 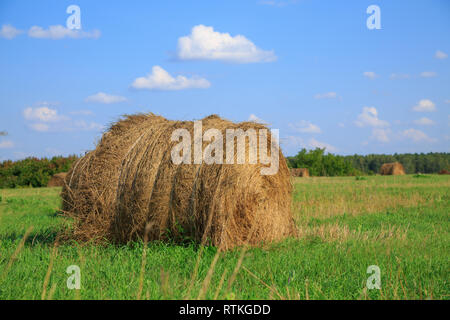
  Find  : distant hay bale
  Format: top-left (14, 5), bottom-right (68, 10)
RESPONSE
top-left (47, 172), bottom-right (67, 187)
top-left (290, 168), bottom-right (309, 177)
top-left (380, 162), bottom-right (405, 175)
top-left (62, 113), bottom-right (294, 249)
top-left (439, 169), bottom-right (450, 175)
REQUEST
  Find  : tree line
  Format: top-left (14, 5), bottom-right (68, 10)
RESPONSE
top-left (0, 156), bottom-right (78, 188)
top-left (0, 150), bottom-right (449, 188)
top-left (287, 149), bottom-right (450, 176)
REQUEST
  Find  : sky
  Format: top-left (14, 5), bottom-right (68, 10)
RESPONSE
top-left (0, 0), bottom-right (449, 160)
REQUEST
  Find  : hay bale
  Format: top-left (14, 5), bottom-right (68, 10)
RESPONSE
top-left (47, 172), bottom-right (67, 187)
top-left (290, 168), bottom-right (309, 177)
top-left (439, 169), bottom-right (450, 175)
top-left (380, 162), bottom-right (405, 175)
top-left (62, 113), bottom-right (294, 249)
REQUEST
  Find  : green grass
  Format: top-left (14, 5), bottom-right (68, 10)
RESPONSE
top-left (0, 175), bottom-right (448, 300)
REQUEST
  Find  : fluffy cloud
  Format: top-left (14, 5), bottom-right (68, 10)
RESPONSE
top-left (248, 114), bottom-right (268, 124)
top-left (402, 129), bottom-right (436, 143)
top-left (389, 73), bottom-right (410, 80)
top-left (23, 104), bottom-right (102, 132)
top-left (73, 120), bottom-right (104, 131)
top-left (412, 99), bottom-right (436, 112)
top-left (314, 92), bottom-right (337, 99)
top-left (85, 92), bottom-right (127, 104)
top-left (363, 71), bottom-right (378, 79)
top-left (355, 107), bottom-right (389, 128)
top-left (28, 25), bottom-right (100, 39)
top-left (420, 71), bottom-right (437, 78)
top-left (289, 120), bottom-right (321, 133)
top-left (70, 110), bottom-right (93, 115)
top-left (259, 0), bottom-right (298, 7)
top-left (309, 138), bottom-right (337, 152)
top-left (370, 128), bottom-right (390, 143)
top-left (281, 135), bottom-right (304, 148)
top-left (414, 117), bottom-right (435, 126)
top-left (177, 25), bottom-right (276, 63)
top-left (0, 140), bottom-right (14, 148)
top-left (23, 107), bottom-right (65, 122)
top-left (280, 136), bottom-right (337, 153)
top-left (435, 50), bottom-right (448, 59)
top-left (131, 66), bottom-right (210, 91)
top-left (30, 123), bottom-right (50, 132)
top-left (0, 24), bottom-right (22, 39)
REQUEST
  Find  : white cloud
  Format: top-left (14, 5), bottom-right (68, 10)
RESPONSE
top-left (338, 122), bottom-right (345, 128)
top-left (248, 114), bottom-right (268, 124)
top-left (177, 25), bottom-right (276, 63)
top-left (70, 110), bottom-right (93, 115)
top-left (259, 0), bottom-right (298, 7)
top-left (420, 71), bottom-right (437, 78)
top-left (314, 92), bottom-right (337, 99)
top-left (370, 128), bottom-right (390, 143)
top-left (412, 99), bottom-right (436, 112)
top-left (414, 117), bottom-right (435, 126)
top-left (435, 50), bottom-right (448, 59)
top-left (28, 120), bottom-right (103, 133)
top-left (23, 107), bottom-right (65, 122)
top-left (23, 104), bottom-right (102, 132)
top-left (0, 24), bottom-right (22, 39)
top-left (0, 140), bottom-right (14, 148)
top-left (73, 120), bottom-right (104, 131)
top-left (355, 107), bottom-right (389, 128)
top-left (308, 138), bottom-right (337, 152)
top-left (289, 120), bottom-right (321, 133)
top-left (281, 135), bottom-right (304, 148)
top-left (389, 73), bottom-right (410, 80)
top-left (402, 128), bottom-right (436, 143)
top-left (445, 100), bottom-right (450, 104)
top-left (85, 92), bottom-right (127, 104)
top-left (28, 25), bottom-right (100, 40)
top-left (30, 123), bottom-right (49, 132)
top-left (363, 71), bottom-right (378, 79)
top-left (131, 66), bottom-right (210, 91)
top-left (281, 136), bottom-right (337, 153)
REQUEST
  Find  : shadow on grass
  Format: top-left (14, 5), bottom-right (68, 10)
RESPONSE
top-left (0, 229), bottom-right (62, 247)
top-left (0, 210), bottom-right (68, 247)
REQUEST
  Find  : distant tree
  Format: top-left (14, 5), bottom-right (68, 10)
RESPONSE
top-left (0, 155), bottom-right (78, 188)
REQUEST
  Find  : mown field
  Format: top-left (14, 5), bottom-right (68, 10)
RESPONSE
top-left (0, 175), bottom-right (448, 300)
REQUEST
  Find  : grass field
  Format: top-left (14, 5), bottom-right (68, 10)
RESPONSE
top-left (0, 175), bottom-right (448, 300)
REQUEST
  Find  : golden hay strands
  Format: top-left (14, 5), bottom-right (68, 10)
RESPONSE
top-left (61, 113), bottom-right (294, 249)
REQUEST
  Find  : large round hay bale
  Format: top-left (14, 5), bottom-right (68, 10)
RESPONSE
top-left (47, 172), bottom-right (67, 187)
top-left (290, 168), bottom-right (309, 177)
top-left (380, 162), bottom-right (405, 175)
top-left (62, 113), bottom-right (294, 249)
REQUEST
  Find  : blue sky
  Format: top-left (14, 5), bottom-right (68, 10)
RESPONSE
top-left (0, 0), bottom-right (449, 159)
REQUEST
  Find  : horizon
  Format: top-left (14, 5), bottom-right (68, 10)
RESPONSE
top-left (1, 0), bottom-right (449, 160)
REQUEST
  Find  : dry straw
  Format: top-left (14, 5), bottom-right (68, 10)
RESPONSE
top-left (380, 162), bottom-right (405, 175)
top-left (61, 113), bottom-right (294, 249)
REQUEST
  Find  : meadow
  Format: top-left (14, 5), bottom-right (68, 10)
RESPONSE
top-left (0, 174), bottom-right (448, 300)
